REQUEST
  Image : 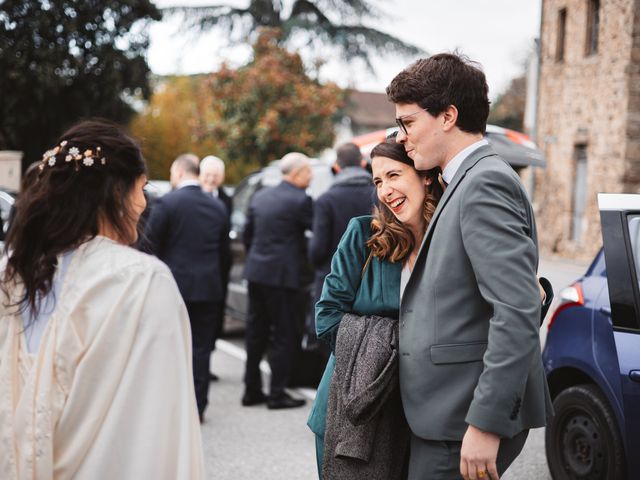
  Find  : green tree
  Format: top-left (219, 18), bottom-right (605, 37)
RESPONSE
top-left (488, 74), bottom-right (526, 131)
top-left (200, 28), bottom-right (345, 180)
top-left (164, 0), bottom-right (421, 69)
top-left (0, 0), bottom-right (161, 168)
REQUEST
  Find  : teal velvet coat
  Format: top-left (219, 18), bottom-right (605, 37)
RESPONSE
top-left (307, 216), bottom-right (402, 438)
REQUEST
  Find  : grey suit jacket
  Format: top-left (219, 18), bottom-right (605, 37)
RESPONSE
top-left (399, 145), bottom-right (553, 441)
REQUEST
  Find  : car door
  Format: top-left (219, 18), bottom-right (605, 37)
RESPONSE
top-left (599, 194), bottom-right (640, 475)
top-left (226, 172), bottom-right (263, 320)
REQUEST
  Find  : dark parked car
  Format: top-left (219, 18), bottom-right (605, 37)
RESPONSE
top-left (226, 158), bottom-right (334, 321)
top-left (543, 193), bottom-right (640, 480)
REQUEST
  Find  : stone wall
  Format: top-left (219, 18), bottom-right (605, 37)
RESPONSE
top-left (624, 2), bottom-right (640, 190)
top-left (534, 0), bottom-right (637, 261)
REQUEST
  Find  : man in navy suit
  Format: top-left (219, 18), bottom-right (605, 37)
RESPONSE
top-left (145, 153), bottom-right (229, 422)
top-left (242, 152), bottom-right (313, 409)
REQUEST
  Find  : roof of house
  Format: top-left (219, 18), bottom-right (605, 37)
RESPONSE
top-left (345, 91), bottom-right (395, 129)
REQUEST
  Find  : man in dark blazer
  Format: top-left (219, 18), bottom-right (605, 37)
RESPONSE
top-left (200, 155), bottom-right (232, 381)
top-left (145, 153), bottom-right (229, 422)
top-left (309, 142), bottom-right (375, 306)
top-left (242, 152), bottom-right (313, 409)
top-left (386, 54), bottom-right (553, 479)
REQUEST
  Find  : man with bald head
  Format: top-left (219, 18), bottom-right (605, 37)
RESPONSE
top-left (242, 152), bottom-right (313, 409)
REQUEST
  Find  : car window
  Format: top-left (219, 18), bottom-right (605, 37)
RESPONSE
top-left (231, 174), bottom-right (261, 233)
top-left (144, 180), bottom-right (172, 199)
top-left (310, 165), bottom-right (335, 199)
top-left (229, 161), bottom-right (339, 235)
top-left (628, 215), bottom-right (640, 287)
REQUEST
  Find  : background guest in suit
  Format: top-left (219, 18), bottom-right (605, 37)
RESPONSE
top-left (199, 155), bottom-right (232, 382)
top-left (200, 155), bottom-right (232, 214)
top-left (309, 142), bottom-right (375, 307)
top-left (242, 152), bottom-right (313, 410)
top-left (146, 153), bottom-right (229, 422)
top-left (387, 53), bottom-right (552, 480)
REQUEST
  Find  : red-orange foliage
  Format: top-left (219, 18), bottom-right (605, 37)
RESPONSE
top-left (129, 75), bottom-right (222, 180)
top-left (130, 28), bottom-right (344, 183)
top-left (200, 28), bottom-right (345, 180)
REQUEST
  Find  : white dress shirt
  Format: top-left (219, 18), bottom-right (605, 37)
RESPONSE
top-left (177, 179), bottom-right (201, 189)
top-left (441, 139), bottom-right (488, 184)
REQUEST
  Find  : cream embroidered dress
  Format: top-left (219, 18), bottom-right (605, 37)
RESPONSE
top-left (0, 236), bottom-right (205, 479)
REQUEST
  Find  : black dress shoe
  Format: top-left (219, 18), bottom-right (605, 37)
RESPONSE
top-left (241, 390), bottom-right (267, 406)
top-left (267, 393), bottom-right (306, 410)
top-left (209, 372), bottom-right (219, 382)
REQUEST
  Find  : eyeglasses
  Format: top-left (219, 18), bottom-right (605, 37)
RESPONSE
top-left (395, 108), bottom-right (430, 135)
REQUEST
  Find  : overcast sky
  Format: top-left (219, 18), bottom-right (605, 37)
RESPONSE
top-left (148, 0), bottom-right (542, 99)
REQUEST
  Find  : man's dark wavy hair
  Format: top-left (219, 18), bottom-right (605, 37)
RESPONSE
top-left (3, 119), bottom-right (147, 315)
top-left (386, 52), bottom-right (490, 134)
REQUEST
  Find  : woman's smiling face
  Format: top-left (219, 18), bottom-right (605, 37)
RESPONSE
top-left (372, 155), bottom-right (427, 229)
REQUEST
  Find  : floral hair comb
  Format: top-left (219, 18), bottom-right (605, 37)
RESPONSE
top-left (39, 140), bottom-right (107, 171)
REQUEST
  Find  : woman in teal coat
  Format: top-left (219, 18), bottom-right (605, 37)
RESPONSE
top-left (307, 136), bottom-right (444, 477)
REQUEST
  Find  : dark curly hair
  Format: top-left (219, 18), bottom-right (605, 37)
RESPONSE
top-left (3, 119), bottom-right (147, 315)
top-left (386, 52), bottom-right (490, 135)
top-left (367, 136), bottom-right (443, 262)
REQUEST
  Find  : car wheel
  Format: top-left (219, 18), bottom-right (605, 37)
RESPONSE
top-left (546, 384), bottom-right (625, 479)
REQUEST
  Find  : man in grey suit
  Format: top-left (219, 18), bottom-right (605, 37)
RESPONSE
top-left (386, 53), bottom-right (552, 479)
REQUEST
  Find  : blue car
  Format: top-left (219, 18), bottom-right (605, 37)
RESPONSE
top-left (543, 194), bottom-right (640, 480)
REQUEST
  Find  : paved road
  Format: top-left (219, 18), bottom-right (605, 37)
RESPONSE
top-left (496, 255), bottom-right (587, 480)
top-left (201, 255), bottom-right (588, 479)
top-left (201, 342), bottom-right (317, 479)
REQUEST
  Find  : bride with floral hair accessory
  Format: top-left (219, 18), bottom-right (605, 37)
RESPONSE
top-left (0, 119), bottom-right (205, 479)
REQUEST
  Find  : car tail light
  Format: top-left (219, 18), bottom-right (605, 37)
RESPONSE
top-left (504, 128), bottom-right (537, 149)
top-left (547, 283), bottom-right (585, 331)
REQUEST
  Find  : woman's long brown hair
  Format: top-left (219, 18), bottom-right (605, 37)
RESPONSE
top-left (2, 119), bottom-right (146, 316)
top-left (367, 138), bottom-right (443, 262)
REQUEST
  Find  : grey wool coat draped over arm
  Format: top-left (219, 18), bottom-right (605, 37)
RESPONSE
top-left (322, 312), bottom-right (409, 480)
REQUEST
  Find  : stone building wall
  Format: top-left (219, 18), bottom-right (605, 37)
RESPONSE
top-left (624, 5), bottom-right (640, 190)
top-left (534, 0), bottom-right (638, 261)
